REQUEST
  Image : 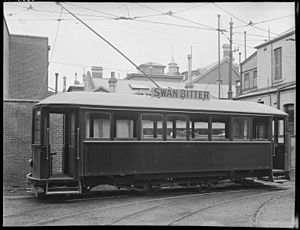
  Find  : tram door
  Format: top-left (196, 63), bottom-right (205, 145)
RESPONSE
top-left (272, 117), bottom-right (286, 170)
top-left (46, 110), bottom-right (78, 179)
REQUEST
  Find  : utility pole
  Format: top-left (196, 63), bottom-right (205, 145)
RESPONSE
top-left (239, 52), bottom-right (242, 96)
top-left (244, 31), bottom-right (247, 60)
top-left (268, 28), bottom-right (270, 40)
top-left (228, 19), bottom-right (233, 99)
top-left (218, 14), bottom-right (221, 99)
top-left (55, 73), bottom-right (58, 94)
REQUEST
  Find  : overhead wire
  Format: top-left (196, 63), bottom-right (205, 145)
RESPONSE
top-left (35, 6), bottom-right (63, 99)
top-left (135, 2), bottom-right (217, 31)
top-left (173, 3), bottom-right (210, 14)
top-left (57, 2), bottom-right (160, 88)
top-left (64, 2), bottom-right (119, 18)
top-left (50, 61), bottom-right (135, 73)
top-left (212, 3), bottom-right (282, 37)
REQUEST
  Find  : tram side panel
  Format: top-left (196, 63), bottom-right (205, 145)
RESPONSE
top-left (81, 142), bottom-right (272, 182)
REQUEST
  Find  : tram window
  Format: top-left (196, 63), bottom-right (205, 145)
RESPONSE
top-left (115, 112), bottom-right (137, 139)
top-left (278, 120), bottom-right (284, 143)
top-left (253, 118), bottom-right (268, 140)
top-left (86, 113), bottom-right (110, 138)
top-left (189, 114), bottom-right (209, 140)
top-left (141, 114), bottom-right (163, 139)
top-left (212, 115), bottom-right (229, 141)
top-left (33, 109), bottom-right (41, 144)
top-left (233, 118), bottom-right (250, 140)
top-left (166, 115), bottom-right (187, 140)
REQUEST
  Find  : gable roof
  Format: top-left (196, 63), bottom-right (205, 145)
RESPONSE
top-left (191, 57), bottom-right (240, 84)
top-left (255, 29), bottom-right (295, 49)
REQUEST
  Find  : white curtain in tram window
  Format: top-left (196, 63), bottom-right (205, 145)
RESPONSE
top-left (116, 120), bottom-right (134, 138)
top-left (86, 118), bottom-right (90, 137)
top-left (243, 119), bottom-right (248, 139)
top-left (94, 119), bottom-right (110, 138)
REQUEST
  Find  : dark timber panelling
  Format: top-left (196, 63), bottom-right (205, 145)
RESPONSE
top-left (82, 142), bottom-right (271, 176)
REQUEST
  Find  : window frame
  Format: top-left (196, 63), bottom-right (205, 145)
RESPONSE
top-left (166, 114), bottom-right (188, 141)
top-left (114, 111), bottom-right (138, 140)
top-left (85, 112), bottom-right (111, 140)
top-left (273, 47), bottom-right (282, 82)
top-left (232, 117), bottom-right (251, 141)
top-left (33, 108), bottom-right (41, 144)
top-left (140, 113), bottom-right (163, 140)
top-left (244, 72), bottom-right (250, 89)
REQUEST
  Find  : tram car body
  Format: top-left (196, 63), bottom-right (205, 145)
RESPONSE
top-left (26, 91), bottom-right (289, 196)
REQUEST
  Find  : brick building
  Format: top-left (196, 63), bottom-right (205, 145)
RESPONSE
top-left (3, 17), bottom-right (49, 188)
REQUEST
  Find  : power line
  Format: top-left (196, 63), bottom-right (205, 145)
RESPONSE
top-left (173, 3), bottom-right (210, 14)
top-left (64, 2), bottom-right (119, 18)
top-left (35, 6), bottom-right (63, 99)
top-left (134, 18), bottom-right (218, 31)
top-left (57, 2), bottom-right (160, 88)
top-left (212, 3), bottom-right (247, 25)
top-left (212, 3), bottom-right (281, 37)
top-left (136, 2), bottom-right (217, 31)
top-left (231, 14), bottom-right (294, 30)
top-left (50, 61), bottom-right (135, 72)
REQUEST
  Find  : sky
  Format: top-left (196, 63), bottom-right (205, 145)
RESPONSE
top-left (3, 2), bottom-right (295, 92)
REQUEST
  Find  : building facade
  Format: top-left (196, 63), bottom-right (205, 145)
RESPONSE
top-left (235, 29), bottom-right (296, 175)
top-left (3, 17), bottom-right (49, 188)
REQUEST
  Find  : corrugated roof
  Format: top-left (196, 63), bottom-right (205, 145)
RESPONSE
top-left (37, 91), bottom-right (287, 117)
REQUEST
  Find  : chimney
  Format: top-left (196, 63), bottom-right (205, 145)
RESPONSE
top-left (223, 44), bottom-right (230, 59)
top-left (74, 72), bottom-right (80, 85)
top-left (185, 54), bottom-right (193, 89)
top-left (91, 66), bottom-right (103, 78)
top-left (62, 76), bottom-right (67, 93)
top-left (108, 72), bottom-right (118, 93)
top-left (55, 73), bottom-right (59, 94)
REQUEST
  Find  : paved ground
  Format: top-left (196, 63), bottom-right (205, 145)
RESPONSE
top-left (3, 179), bottom-right (296, 227)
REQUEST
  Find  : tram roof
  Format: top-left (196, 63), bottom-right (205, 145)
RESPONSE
top-left (37, 91), bottom-right (287, 117)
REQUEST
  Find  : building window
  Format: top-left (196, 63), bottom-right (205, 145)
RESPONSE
top-left (33, 109), bottom-right (41, 144)
top-left (274, 47), bottom-right (282, 82)
top-left (141, 114), bottom-right (163, 139)
top-left (284, 104), bottom-right (294, 135)
top-left (244, 72), bottom-right (250, 89)
top-left (253, 70), bottom-right (257, 88)
top-left (166, 115), bottom-right (187, 140)
top-left (86, 113), bottom-right (110, 138)
top-left (233, 117), bottom-right (250, 140)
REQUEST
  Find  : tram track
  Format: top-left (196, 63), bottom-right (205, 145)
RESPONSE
top-left (167, 189), bottom-right (290, 226)
top-left (22, 187), bottom-right (284, 226)
top-left (253, 191), bottom-right (294, 227)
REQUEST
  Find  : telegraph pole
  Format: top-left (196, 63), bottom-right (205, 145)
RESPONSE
top-left (55, 73), bottom-right (58, 94)
top-left (218, 14), bottom-right (221, 99)
top-left (244, 31), bottom-right (247, 60)
top-left (228, 19), bottom-right (233, 99)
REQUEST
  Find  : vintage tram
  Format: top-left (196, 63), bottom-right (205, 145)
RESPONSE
top-left (26, 91), bottom-right (289, 196)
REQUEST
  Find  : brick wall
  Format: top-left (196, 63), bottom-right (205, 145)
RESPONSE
top-left (3, 100), bottom-right (37, 187)
top-left (49, 113), bottom-right (64, 174)
top-left (9, 35), bottom-right (48, 100)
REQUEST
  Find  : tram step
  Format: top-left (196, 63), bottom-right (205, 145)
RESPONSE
top-left (46, 181), bottom-right (82, 195)
top-left (272, 179), bottom-right (290, 183)
top-left (46, 190), bottom-right (81, 195)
